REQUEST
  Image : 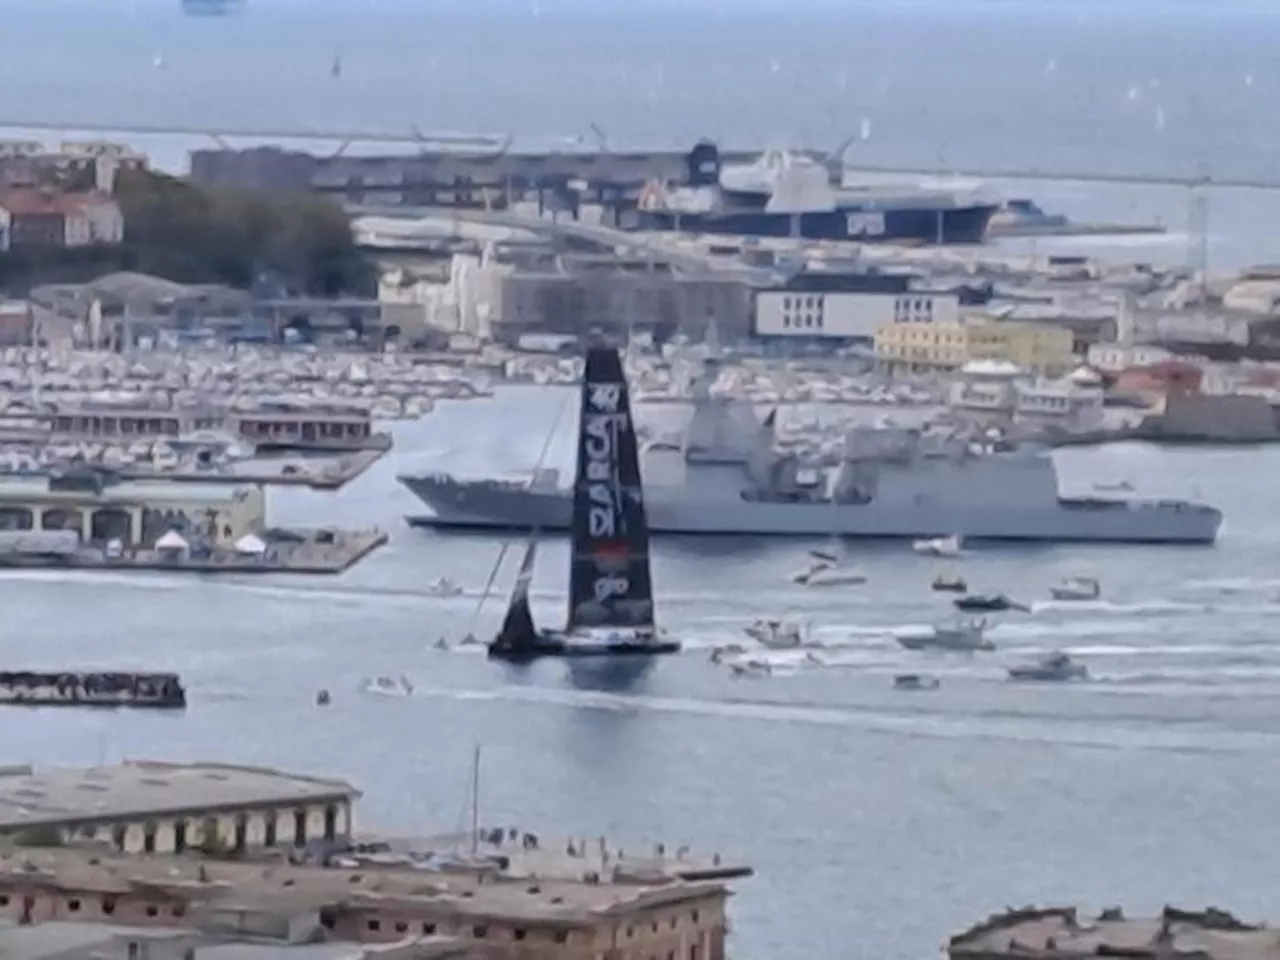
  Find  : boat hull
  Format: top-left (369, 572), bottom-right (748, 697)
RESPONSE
top-left (400, 476), bottom-right (1223, 544)
top-left (488, 634), bottom-right (681, 662)
top-left (636, 204), bottom-right (996, 244)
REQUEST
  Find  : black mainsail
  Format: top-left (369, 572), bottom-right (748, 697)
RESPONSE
top-left (487, 344), bottom-right (676, 661)
top-left (494, 539), bottom-right (539, 648)
top-left (566, 346), bottom-right (655, 633)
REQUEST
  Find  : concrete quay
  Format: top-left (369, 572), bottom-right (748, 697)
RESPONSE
top-left (49, 527), bottom-right (391, 575)
top-left (948, 905), bottom-right (1271, 960)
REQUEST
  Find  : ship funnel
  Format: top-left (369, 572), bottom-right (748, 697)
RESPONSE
top-left (686, 139), bottom-right (721, 187)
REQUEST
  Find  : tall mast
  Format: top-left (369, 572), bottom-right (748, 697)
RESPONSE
top-left (469, 745), bottom-right (480, 854)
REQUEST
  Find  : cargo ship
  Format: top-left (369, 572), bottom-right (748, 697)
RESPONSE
top-left (634, 141), bottom-right (996, 245)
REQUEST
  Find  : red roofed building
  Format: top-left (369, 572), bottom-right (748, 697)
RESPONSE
top-left (1113, 360), bottom-right (1204, 398)
top-left (0, 188), bottom-right (123, 251)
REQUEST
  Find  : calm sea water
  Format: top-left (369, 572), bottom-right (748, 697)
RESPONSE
top-left (6, 5), bottom-right (1280, 957)
top-left (4, 387), bottom-right (1280, 960)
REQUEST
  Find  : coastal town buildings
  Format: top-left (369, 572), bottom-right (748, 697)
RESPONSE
top-left (874, 320), bottom-right (1076, 377)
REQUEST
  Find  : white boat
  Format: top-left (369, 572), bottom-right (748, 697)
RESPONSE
top-left (744, 618), bottom-right (810, 649)
top-left (1007, 651), bottom-right (1088, 682)
top-left (728, 659), bottom-right (773, 678)
top-left (896, 617), bottom-right (993, 652)
top-left (791, 545), bottom-right (867, 587)
top-left (1050, 576), bottom-right (1101, 601)
top-left (362, 675), bottom-right (415, 697)
top-left (424, 577), bottom-right (463, 597)
top-left (912, 534), bottom-right (964, 557)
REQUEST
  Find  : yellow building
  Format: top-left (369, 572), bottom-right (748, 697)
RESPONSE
top-left (0, 475), bottom-right (265, 548)
top-left (0, 761), bottom-right (360, 855)
top-left (874, 320), bottom-right (1076, 377)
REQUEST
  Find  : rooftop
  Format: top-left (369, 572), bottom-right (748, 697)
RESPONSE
top-left (0, 847), bottom-right (724, 927)
top-left (0, 762), bottom-right (360, 829)
top-left (949, 906), bottom-right (1278, 960)
top-left (0, 920), bottom-right (468, 960)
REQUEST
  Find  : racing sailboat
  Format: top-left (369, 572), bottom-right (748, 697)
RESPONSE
top-left (487, 344), bottom-right (680, 661)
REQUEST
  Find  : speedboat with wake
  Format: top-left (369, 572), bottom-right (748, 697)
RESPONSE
top-left (1007, 651), bottom-right (1088, 682)
top-left (1050, 576), bottom-right (1101, 601)
top-left (362, 675), bottom-right (414, 697)
top-left (954, 593), bottom-right (1030, 613)
top-left (744, 618), bottom-right (810, 649)
top-left (728, 659), bottom-right (773, 678)
top-left (894, 673), bottom-right (941, 690)
top-left (897, 617), bottom-right (993, 652)
top-left (791, 545), bottom-right (867, 587)
top-left (912, 535), bottom-right (964, 557)
top-left (487, 345), bottom-right (680, 662)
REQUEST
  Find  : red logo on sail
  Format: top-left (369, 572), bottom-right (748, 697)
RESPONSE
top-left (593, 540), bottom-right (630, 561)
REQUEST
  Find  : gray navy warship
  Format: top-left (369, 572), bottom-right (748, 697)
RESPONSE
top-left (401, 363), bottom-right (1223, 545)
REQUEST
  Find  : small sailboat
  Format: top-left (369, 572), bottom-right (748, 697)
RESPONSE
top-left (1050, 576), bottom-right (1101, 601)
top-left (912, 534), bottom-right (964, 557)
top-left (487, 345), bottom-right (679, 661)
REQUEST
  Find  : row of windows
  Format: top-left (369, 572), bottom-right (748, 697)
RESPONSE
top-left (0, 893), bottom-right (185, 919)
top-left (362, 917), bottom-right (568, 943)
top-left (781, 313), bottom-right (824, 330)
top-left (120, 803), bottom-right (341, 854)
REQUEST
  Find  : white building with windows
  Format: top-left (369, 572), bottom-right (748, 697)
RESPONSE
top-left (754, 289), bottom-right (960, 342)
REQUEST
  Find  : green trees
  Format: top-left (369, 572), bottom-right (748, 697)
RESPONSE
top-left (112, 169), bottom-right (375, 295)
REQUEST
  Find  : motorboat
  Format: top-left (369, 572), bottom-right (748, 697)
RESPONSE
top-left (709, 644), bottom-right (746, 664)
top-left (894, 673), bottom-right (941, 690)
top-left (792, 560), bottom-right (868, 587)
top-left (791, 547), bottom-right (867, 587)
top-left (729, 659), bottom-right (773, 678)
top-left (362, 675), bottom-right (414, 697)
top-left (1050, 576), bottom-right (1101, 601)
top-left (424, 577), bottom-right (463, 597)
top-left (896, 617), bottom-right (994, 652)
top-left (744, 618), bottom-right (810, 649)
top-left (912, 535), bottom-right (964, 557)
top-left (932, 573), bottom-right (968, 592)
top-left (1007, 651), bottom-right (1088, 682)
top-left (954, 593), bottom-right (1030, 613)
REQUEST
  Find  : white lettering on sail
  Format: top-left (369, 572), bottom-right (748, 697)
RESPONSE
top-left (845, 212), bottom-right (886, 237)
top-left (593, 575), bottom-right (631, 603)
top-left (588, 383), bottom-right (622, 414)
top-left (582, 412), bottom-right (622, 539)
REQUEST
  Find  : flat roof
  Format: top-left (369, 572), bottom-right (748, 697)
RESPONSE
top-left (0, 847), bottom-right (726, 927)
top-left (0, 478), bottom-right (257, 505)
top-left (0, 761), bottom-right (360, 828)
top-left (949, 906), bottom-right (1275, 960)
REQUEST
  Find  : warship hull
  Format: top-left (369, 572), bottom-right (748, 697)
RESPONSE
top-left (401, 476), bottom-right (1222, 544)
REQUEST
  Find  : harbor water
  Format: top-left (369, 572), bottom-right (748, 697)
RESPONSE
top-left (4, 388), bottom-right (1280, 960)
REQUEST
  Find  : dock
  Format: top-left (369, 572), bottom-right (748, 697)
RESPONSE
top-left (0, 527), bottom-right (389, 575)
top-left (355, 831), bottom-right (754, 884)
top-left (948, 905), bottom-right (1271, 960)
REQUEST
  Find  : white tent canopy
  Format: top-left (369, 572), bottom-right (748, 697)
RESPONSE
top-left (234, 533), bottom-right (267, 555)
top-left (155, 529), bottom-right (189, 552)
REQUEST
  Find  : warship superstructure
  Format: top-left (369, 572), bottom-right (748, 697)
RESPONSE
top-left (401, 363), bottom-right (1222, 544)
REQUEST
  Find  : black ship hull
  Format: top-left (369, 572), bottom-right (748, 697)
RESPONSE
top-left (488, 633), bottom-right (681, 662)
top-left (636, 203), bottom-right (996, 244)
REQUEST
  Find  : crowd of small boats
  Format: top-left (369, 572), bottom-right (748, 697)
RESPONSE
top-left (0, 671), bottom-right (186, 708)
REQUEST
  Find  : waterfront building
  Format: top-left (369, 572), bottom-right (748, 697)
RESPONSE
top-left (875, 320), bottom-right (1075, 377)
top-left (0, 846), bottom-right (730, 960)
top-left (753, 286), bottom-right (960, 347)
top-left (0, 473), bottom-right (265, 549)
top-left (948, 905), bottom-right (1270, 960)
top-left (0, 189), bottom-right (123, 250)
top-left (0, 761), bottom-right (359, 854)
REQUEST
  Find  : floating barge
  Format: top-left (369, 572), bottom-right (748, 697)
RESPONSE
top-left (0, 672), bottom-right (186, 709)
top-left (949, 905), bottom-right (1268, 960)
